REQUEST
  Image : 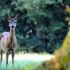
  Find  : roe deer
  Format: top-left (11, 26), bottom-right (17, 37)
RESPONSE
top-left (0, 15), bottom-right (18, 66)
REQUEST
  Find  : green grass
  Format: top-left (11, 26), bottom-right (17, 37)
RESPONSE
top-left (0, 52), bottom-right (54, 70)
top-left (0, 53), bottom-right (49, 70)
top-left (0, 60), bottom-right (38, 70)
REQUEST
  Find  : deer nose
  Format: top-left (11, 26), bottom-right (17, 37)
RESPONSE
top-left (11, 26), bottom-right (14, 28)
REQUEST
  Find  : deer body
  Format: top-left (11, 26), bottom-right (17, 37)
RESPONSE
top-left (0, 32), bottom-right (9, 52)
top-left (0, 15), bottom-right (18, 65)
top-left (0, 31), bottom-right (17, 52)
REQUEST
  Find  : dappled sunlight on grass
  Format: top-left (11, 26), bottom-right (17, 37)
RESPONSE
top-left (0, 53), bottom-right (54, 70)
top-left (3, 53), bottom-right (54, 62)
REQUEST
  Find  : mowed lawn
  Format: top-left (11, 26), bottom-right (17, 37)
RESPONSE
top-left (0, 53), bottom-right (54, 70)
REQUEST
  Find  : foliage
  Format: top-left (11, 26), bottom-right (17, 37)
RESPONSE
top-left (34, 29), bottom-right (70, 70)
top-left (0, 0), bottom-right (69, 53)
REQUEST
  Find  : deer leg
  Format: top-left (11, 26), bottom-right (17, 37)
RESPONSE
top-left (1, 50), bottom-right (2, 62)
top-left (12, 49), bottom-right (14, 66)
top-left (6, 50), bottom-right (9, 65)
top-left (0, 50), bottom-right (2, 62)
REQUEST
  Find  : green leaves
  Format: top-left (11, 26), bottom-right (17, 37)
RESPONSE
top-left (0, 0), bottom-right (69, 53)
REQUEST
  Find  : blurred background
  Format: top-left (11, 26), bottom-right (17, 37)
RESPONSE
top-left (0, 0), bottom-right (70, 53)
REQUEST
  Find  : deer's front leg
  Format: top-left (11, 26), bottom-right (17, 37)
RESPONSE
top-left (6, 49), bottom-right (9, 65)
top-left (0, 50), bottom-right (2, 62)
top-left (12, 48), bottom-right (14, 66)
top-left (1, 50), bottom-right (3, 62)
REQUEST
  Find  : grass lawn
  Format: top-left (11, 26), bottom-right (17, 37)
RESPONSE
top-left (0, 53), bottom-right (54, 70)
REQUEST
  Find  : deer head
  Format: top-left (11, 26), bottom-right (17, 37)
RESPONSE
top-left (7, 15), bottom-right (18, 29)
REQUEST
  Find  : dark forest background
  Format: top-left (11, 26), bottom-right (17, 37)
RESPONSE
top-left (0, 0), bottom-right (70, 53)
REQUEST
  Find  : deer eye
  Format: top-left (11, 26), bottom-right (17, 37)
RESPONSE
top-left (9, 20), bottom-right (11, 23)
top-left (15, 20), bottom-right (17, 22)
top-left (10, 21), bottom-right (11, 23)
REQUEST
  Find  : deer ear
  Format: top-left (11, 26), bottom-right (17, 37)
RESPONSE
top-left (14, 15), bottom-right (18, 20)
top-left (7, 16), bottom-right (11, 21)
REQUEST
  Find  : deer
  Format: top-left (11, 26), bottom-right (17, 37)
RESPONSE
top-left (0, 15), bottom-right (18, 66)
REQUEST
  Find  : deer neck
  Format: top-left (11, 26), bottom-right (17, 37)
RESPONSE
top-left (9, 28), bottom-right (15, 43)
